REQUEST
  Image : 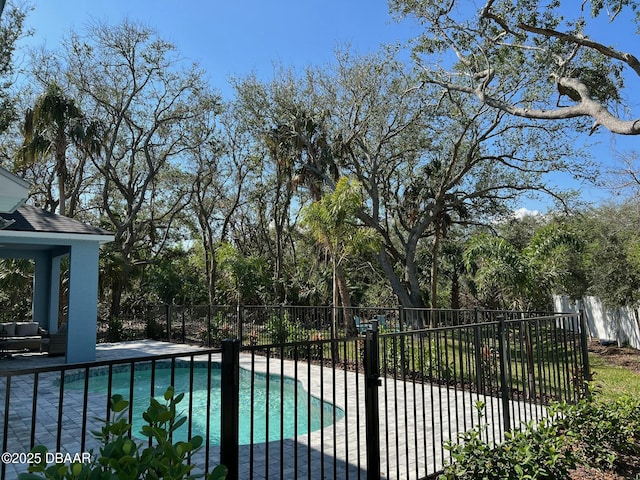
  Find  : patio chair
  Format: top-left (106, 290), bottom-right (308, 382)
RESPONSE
top-left (377, 314), bottom-right (400, 332)
top-left (353, 316), bottom-right (370, 335)
top-left (41, 324), bottom-right (67, 357)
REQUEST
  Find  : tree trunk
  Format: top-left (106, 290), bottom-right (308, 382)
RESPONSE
top-left (205, 245), bottom-right (217, 305)
top-left (377, 250), bottom-right (428, 329)
top-left (378, 251), bottom-right (413, 305)
top-left (335, 262), bottom-right (355, 334)
top-left (430, 224), bottom-right (442, 311)
top-left (110, 275), bottom-right (124, 318)
top-left (450, 270), bottom-right (460, 309)
top-left (275, 221), bottom-right (283, 299)
top-left (55, 139), bottom-right (67, 216)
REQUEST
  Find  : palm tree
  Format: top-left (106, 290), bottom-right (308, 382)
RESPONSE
top-left (301, 177), bottom-right (380, 335)
top-left (464, 225), bottom-right (582, 399)
top-left (264, 107), bottom-right (338, 301)
top-left (439, 239), bottom-right (466, 310)
top-left (21, 82), bottom-right (100, 216)
top-left (463, 225), bottom-right (582, 310)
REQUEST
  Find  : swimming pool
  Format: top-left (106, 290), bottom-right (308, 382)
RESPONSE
top-left (64, 361), bottom-right (344, 445)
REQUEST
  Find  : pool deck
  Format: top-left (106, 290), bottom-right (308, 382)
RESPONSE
top-left (0, 340), bottom-right (208, 371)
top-left (1, 341), bottom-right (546, 479)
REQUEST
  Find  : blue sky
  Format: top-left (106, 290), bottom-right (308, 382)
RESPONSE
top-left (17, 0), bottom-right (638, 213)
top-left (20, 0), bottom-right (418, 98)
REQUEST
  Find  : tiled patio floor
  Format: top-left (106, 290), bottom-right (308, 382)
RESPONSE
top-left (1, 339), bottom-right (209, 370)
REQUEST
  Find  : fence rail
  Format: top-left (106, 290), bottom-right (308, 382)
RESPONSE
top-left (2, 311), bottom-right (589, 480)
top-left (97, 304), bottom-right (555, 346)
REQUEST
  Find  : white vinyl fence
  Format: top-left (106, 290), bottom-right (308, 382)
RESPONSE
top-left (554, 295), bottom-right (640, 350)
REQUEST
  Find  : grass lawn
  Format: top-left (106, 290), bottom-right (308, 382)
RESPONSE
top-left (588, 351), bottom-right (640, 403)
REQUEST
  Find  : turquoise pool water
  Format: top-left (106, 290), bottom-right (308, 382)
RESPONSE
top-left (64, 362), bottom-right (344, 445)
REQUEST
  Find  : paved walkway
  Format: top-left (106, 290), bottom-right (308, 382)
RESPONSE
top-left (1, 341), bottom-right (547, 479)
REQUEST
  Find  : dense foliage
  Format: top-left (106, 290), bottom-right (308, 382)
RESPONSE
top-left (20, 387), bottom-right (227, 480)
top-left (0, 2), bottom-right (638, 323)
top-left (441, 391), bottom-right (640, 479)
top-left (390, 0), bottom-right (640, 135)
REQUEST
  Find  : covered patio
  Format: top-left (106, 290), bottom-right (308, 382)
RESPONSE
top-left (0, 167), bottom-right (113, 363)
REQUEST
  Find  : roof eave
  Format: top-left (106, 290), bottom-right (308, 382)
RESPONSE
top-left (0, 166), bottom-right (31, 189)
top-left (0, 230), bottom-right (115, 244)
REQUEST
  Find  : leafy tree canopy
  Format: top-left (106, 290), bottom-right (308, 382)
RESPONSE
top-left (390, 0), bottom-right (640, 135)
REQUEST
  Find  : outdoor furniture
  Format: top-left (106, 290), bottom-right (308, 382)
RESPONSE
top-left (376, 315), bottom-right (387, 328)
top-left (41, 324), bottom-right (67, 357)
top-left (0, 321), bottom-right (43, 351)
top-left (0, 327), bottom-right (10, 359)
top-left (353, 316), bottom-right (371, 335)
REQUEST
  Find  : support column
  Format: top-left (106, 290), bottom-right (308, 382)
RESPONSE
top-left (32, 252), bottom-right (51, 328)
top-left (32, 252), bottom-right (63, 333)
top-left (48, 255), bottom-right (62, 333)
top-left (66, 241), bottom-right (100, 363)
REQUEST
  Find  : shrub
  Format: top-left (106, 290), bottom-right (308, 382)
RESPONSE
top-left (440, 401), bottom-right (576, 480)
top-left (414, 339), bottom-right (454, 383)
top-left (440, 391), bottom-right (640, 479)
top-left (551, 389), bottom-right (640, 470)
top-left (381, 336), bottom-right (411, 376)
top-left (106, 316), bottom-right (124, 343)
top-left (200, 312), bottom-right (234, 347)
top-left (265, 311), bottom-right (305, 344)
top-left (146, 316), bottom-right (166, 340)
top-left (19, 387), bottom-right (227, 480)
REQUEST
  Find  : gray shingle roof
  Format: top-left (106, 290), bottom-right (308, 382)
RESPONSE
top-left (0, 204), bottom-right (111, 236)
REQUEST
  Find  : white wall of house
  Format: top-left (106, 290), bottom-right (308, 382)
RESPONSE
top-left (553, 295), bottom-right (640, 350)
top-left (0, 165), bottom-right (29, 213)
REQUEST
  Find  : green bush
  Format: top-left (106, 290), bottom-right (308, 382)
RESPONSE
top-left (146, 316), bottom-right (166, 340)
top-left (106, 316), bottom-right (124, 343)
top-left (265, 311), bottom-right (305, 344)
top-left (381, 336), bottom-right (412, 376)
top-left (19, 387), bottom-right (227, 480)
top-left (551, 389), bottom-right (640, 470)
top-left (440, 401), bottom-right (575, 480)
top-left (200, 312), bottom-right (233, 347)
top-left (441, 391), bottom-right (640, 479)
top-left (414, 340), bottom-right (454, 383)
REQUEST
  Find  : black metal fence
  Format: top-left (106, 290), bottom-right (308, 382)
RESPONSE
top-left (2, 312), bottom-right (589, 480)
top-left (97, 304), bottom-right (554, 346)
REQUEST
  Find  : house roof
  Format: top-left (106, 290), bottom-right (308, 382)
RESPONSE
top-left (0, 204), bottom-right (112, 236)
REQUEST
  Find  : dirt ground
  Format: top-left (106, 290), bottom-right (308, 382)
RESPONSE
top-left (568, 341), bottom-right (640, 480)
top-left (588, 340), bottom-right (640, 374)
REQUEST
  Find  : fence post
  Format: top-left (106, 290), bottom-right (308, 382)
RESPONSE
top-left (579, 307), bottom-right (592, 397)
top-left (145, 304), bottom-right (151, 340)
top-left (237, 303), bottom-right (243, 345)
top-left (207, 305), bottom-right (212, 348)
top-left (165, 304), bottom-right (171, 343)
top-left (473, 323), bottom-right (484, 393)
top-left (364, 321), bottom-right (381, 480)
top-left (497, 315), bottom-right (512, 433)
top-left (221, 339), bottom-right (241, 480)
top-left (181, 308), bottom-right (186, 343)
